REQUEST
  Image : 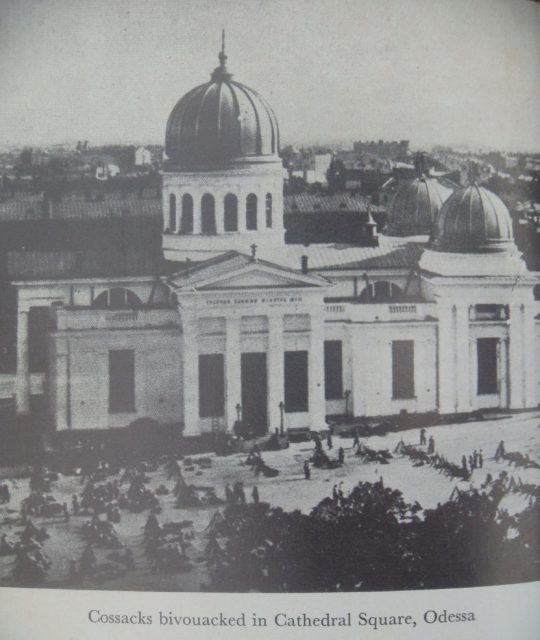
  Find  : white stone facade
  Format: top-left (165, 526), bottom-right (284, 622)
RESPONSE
top-left (7, 243), bottom-right (540, 437)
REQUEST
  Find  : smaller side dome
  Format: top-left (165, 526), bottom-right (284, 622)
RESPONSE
top-left (434, 184), bottom-right (514, 252)
top-left (386, 176), bottom-right (452, 236)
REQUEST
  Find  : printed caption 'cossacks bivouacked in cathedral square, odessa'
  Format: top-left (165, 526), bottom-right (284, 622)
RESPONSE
top-left (3, 43), bottom-right (540, 444)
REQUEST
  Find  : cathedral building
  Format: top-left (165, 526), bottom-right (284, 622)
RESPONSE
top-left (4, 45), bottom-right (540, 439)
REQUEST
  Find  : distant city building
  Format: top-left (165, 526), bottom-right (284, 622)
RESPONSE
top-left (135, 145), bottom-right (163, 167)
top-left (353, 139), bottom-right (409, 160)
top-left (135, 146), bottom-right (152, 166)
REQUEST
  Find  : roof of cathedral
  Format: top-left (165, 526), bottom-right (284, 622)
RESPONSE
top-left (433, 183), bottom-right (515, 252)
top-left (279, 235), bottom-right (425, 271)
top-left (165, 36), bottom-right (279, 169)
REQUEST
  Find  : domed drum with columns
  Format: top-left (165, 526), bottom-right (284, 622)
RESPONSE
top-left (162, 39), bottom-right (285, 262)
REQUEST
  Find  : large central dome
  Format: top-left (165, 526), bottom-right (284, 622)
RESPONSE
top-left (165, 45), bottom-right (280, 168)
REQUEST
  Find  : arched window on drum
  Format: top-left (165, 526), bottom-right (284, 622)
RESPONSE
top-left (224, 193), bottom-right (238, 232)
top-left (265, 193), bottom-right (272, 228)
top-left (358, 281), bottom-right (402, 303)
top-left (201, 194), bottom-right (216, 234)
top-left (246, 194), bottom-right (258, 230)
top-left (181, 194), bottom-right (193, 234)
top-left (168, 194), bottom-right (177, 232)
top-left (93, 288), bottom-right (143, 310)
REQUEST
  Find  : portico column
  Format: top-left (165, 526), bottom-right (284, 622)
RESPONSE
top-left (308, 312), bottom-right (326, 428)
top-left (469, 337), bottom-right (477, 409)
top-left (347, 324), bottom-right (362, 417)
top-left (55, 347), bottom-right (71, 431)
top-left (267, 315), bottom-right (284, 431)
top-left (454, 302), bottom-right (471, 413)
top-left (225, 317), bottom-right (241, 430)
top-left (16, 309), bottom-right (31, 414)
top-left (501, 337), bottom-right (510, 408)
top-left (523, 304), bottom-right (537, 407)
top-left (182, 314), bottom-right (200, 436)
top-left (436, 302), bottom-right (456, 414)
top-left (509, 303), bottom-right (536, 409)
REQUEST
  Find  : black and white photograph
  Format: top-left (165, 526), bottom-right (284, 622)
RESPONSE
top-left (0, 0), bottom-right (539, 596)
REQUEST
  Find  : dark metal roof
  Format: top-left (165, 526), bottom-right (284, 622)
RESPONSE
top-left (280, 236), bottom-right (425, 271)
top-left (386, 176), bottom-right (453, 235)
top-left (434, 184), bottom-right (514, 252)
top-left (284, 193), bottom-right (384, 214)
top-left (0, 194), bottom-right (161, 222)
top-left (165, 51), bottom-right (279, 168)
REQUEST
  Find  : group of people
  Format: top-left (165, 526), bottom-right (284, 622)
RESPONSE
top-left (144, 513), bottom-right (190, 573)
top-left (494, 440), bottom-right (539, 470)
top-left (82, 514), bottom-right (123, 548)
top-left (80, 478), bottom-right (121, 514)
top-left (224, 481), bottom-right (259, 505)
top-left (461, 450), bottom-right (484, 474)
top-left (419, 429), bottom-right (436, 454)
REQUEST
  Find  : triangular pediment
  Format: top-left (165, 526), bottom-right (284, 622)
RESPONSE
top-left (168, 251), bottom-right (328, 292)
top-left (200, 268), bottom-right (318, 290)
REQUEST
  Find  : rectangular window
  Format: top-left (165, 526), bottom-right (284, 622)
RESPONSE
top-left (324, 340), bottom-right (343, 400)
top-left (477, 338), bottom-right (499, 395)
top-left (284, 350), bottom-right (308, 412)
top-left (28, 307), bottom-right (50, 373)
top-left (199, 354), bottom-right (225, 418)
top-left (109, 349), bottom-right (135, 413)
top-left (392, 340), bottom-right (415, 399)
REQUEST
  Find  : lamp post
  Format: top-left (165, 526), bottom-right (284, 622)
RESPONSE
top-left (278, 401), bottom-right (285, 436)
top-left (343, 389), bottom-right (351, 421)
top-left (235, 403), bottom-right (242, 422)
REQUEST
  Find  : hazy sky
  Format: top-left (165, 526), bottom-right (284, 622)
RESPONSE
top-left (0, 0), bottom-right (539, 151)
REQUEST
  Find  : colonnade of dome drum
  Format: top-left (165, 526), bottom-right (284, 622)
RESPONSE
top-left (165, 192), bottom-right (273, 235)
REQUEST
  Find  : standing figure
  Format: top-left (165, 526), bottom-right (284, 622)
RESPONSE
top-left (420, 428), bottom-right (427, 446)
top-left (338, 447), bottom-right (345, 465)
top-left (427, 436), bottom-right (435, 455)
top-left (327, 433), bottom-right (333, 450)
top-left (251, 486), bottom-right (259, 504)
top-left (495, 440), bottom-right (505, 460)
top-left (303, 461), bottom-right (311, 480)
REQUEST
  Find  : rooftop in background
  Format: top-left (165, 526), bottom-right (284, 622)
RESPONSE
top-left (284, 193), bottom-right (384, 214)
top-left (0, 191), bottom-right (160, 222)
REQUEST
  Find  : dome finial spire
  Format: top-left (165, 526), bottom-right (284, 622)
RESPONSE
top-left (212, 29), bottom-right (231, 80)
top-left (219, 29), bottom-right (227, 68)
